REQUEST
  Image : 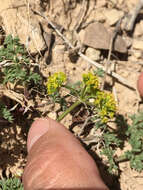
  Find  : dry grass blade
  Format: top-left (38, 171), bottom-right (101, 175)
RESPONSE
top-left (0, 86), bottom-right (33, 111)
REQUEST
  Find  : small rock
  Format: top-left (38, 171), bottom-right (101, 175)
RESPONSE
top-left (126, 0), bottom-right (139, 10)
top-left (47, 112), bottom-right (57, 120)
top-left (134, 21), bottom-right (143, 37)
top-left (72, 125), bottom-right (81, 136)
top-left (95, 0), bottom-right (107, 8)
top-left (132, 39), bottom-right (143, 51)
top-left (134, 50), bottom-right (142, 59)
top-left (82, 22), bottom-right (127, 53)
top-left (128, 55), bottom-right (138, 62)
top-left (94, 9), bottom-right (106, 22)
top-left (104, 9), bottom-right (124, 26)
top-left (86, 47), bottom-right (101, 61)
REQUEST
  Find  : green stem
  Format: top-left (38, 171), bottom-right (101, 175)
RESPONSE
top-left (57, 100), bottom-right (82, 122)
top-left (80, 85), bottom-right (86, 99)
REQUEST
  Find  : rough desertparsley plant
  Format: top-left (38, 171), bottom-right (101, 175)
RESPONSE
top-left (46, 71), bottom-right (116, 123)
top-left (116, 111), bottom-right (143, 172)
top-left (46, 72), bottom-right (143, 174)
top-left (46, 71), bottom-right (119, 173)
top-left (0, 35), bottom-right (41, 87)
top-left (0, 103), bottom-right (13, 123)
top-left (0, 34), bottom-right (42, 122)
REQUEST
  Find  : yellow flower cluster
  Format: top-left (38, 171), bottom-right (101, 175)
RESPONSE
top-left (94, 91), bottom-right (116, 123)
top-left (82, 72), bottom-right (116, 122)
top-left (46, 72), bottom-right (66, 94)
top-left (46, 71), bottom-right (116, 123)
top-left (82, 72), bottom-right (99, 91)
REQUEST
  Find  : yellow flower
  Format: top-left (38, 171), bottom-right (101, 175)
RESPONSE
top-left (82, 72), bottom-right (99, 90)
top-left (46, 72), bottom-right (66, 94)
top-left (94, 91), bottom-right (116, 123)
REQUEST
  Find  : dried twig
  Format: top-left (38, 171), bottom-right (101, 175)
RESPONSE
top-left (31, 9), bottom-right (136, 91)
top-left (0, 60), bottom-right (11, 67)
top-left (101, 18), bottom-right (123, 90)
top-left (125, 0), bottom-right (143, 31)
top-left (78, 53), bottom-right (135, 90)
top-left (79, 111), bottom-right (91, 136)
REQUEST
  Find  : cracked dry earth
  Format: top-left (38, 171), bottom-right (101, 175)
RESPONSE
top-left (1, 0), bottom-right (143, 189)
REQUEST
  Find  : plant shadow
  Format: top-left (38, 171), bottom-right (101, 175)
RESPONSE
top-left (79, 139), bottom-right (121, 190)
top-left (69, 112), bottom-right (130, 190)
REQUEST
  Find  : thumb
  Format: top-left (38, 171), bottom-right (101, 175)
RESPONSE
top-left (23, 118), bottom-right (108, 190)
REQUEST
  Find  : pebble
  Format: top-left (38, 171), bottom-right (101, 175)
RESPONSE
top-left (95, 0), bottom-right (107, 8)
top-left (133, 51), bottom-right (142, 59)
top-left (132, 39), bottom-right (143, 51)
top-left (103, 9), bottom-right (124, 25)
top-left (134, 21), bottom-right (143, 37)
top-left (47, 112), bottom-right (57, 120)
top-left (85, 47), bottom-right (101, 61)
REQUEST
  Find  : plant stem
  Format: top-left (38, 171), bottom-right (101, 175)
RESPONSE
top-left (80, 85), bottom-right (86, 98)
top-left (57, 100), bottom-right (82, 122)
top-left (115, 155), bottom-right (129, 163)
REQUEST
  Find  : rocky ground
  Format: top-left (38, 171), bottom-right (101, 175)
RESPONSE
top-left (1, 0), bottom-right (143, 189)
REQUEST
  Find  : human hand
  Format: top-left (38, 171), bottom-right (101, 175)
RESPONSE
top-left (22, 118), bottom-right (108, 190)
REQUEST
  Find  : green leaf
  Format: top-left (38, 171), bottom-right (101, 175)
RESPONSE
top-left (26, 71), bottom-right (41, 85)
top-left (103, 132), bottom-right (122, 147)
top-left (94, 68), bottom-right (104, 77)
top-left (101, 147), bottom-right (118, 174)
top-left (130, 153), bottom-right (143, 172)
top-left (0, 103), bottom-right (13, 123)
